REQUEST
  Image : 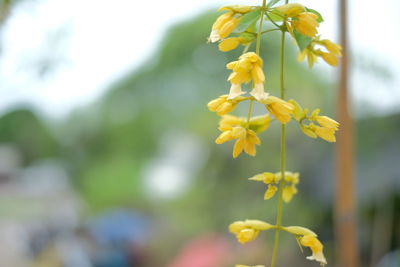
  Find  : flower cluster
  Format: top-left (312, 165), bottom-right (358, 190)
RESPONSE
top-left (205, 1), bottom-right (340, 266)
top-left (249, 171), bottom-right (299, 202)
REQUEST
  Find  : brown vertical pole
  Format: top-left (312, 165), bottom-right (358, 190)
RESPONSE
top-left (335, 0), bottom-right (360, 266)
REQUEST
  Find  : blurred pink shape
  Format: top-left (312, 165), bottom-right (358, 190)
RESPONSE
top-left (167, 234), bottom-right (230, 267)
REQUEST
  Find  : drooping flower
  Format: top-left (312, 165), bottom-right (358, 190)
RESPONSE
top-left (276, 4), bottom-right (319, 37)
top-left (249, 172), bottom-right (281, 200)
top-left (298, 38), bottom-right (342, 67)
top-left (226, 52), bottom-right (268, 101)
top-left (216, 115), bottom-right (270, 158)
top-left (229, 220), bottom-right (274, 244)
top-left (260, 96), bottom-right (294, 124)
top-left (218, 33), bottom-right (255, 52)
top-left (207, 95), bottom-right (246, 115)
top-left (300, 235), bottom-right (327, 266)
top-left (208, 6), bottom-right (252, 43)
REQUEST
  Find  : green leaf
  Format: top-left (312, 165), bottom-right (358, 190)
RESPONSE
top-left (267, 0), bottom-right (282, 8)
top-left (293, 29), bottom-right (313, 51)
top-left (306, 7), bottom-right (324, 22)
top-left (266, 9), bottom-right (284, 22)
top-left (233, 10), bottom-right (261, 33)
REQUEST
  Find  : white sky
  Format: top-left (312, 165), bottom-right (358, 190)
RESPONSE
top-left (0, 0), bottom-right (399, 118)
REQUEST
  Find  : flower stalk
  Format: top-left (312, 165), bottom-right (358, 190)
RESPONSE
top-left (206, 0), bottom-right (341, 266)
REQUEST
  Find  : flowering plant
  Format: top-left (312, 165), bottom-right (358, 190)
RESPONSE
top-left (206, 0), bottom-right (341, 266)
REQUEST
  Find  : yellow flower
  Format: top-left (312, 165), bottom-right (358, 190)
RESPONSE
top-left (215, 126), bottom-right (261, 158)
top-left (209, 11), bottom-right (241, 43)
top-left (275, 171), bottom-right (299, 202)
top-left (315, 115), bottom-right (339, 130)
top-left (298, 38), bottom-right (342, 68)
top-left (207, 95), bottom-right (246, 115)
top-left (227, 52), bottom-right (268, 101)
top-left (218, 114), bottom-right (244, 131)
top-left (293, 12), bottom-right (319, 37)
top-left (312, 125), bottom-right (337, 142)
top-left (229, 220), bottom-right (274, 244)
top-left (219, 37), bottom-right (242, 52)
top-left (219, 5), bottom-right (253, 14)
top-left (260, 96), bottom-right (294, 124)
top-left (300, 235), bottom-right (327, 266)
top-left (276, 4), bottom-right (319, 37)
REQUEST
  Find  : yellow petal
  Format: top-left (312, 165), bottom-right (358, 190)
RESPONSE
top-left (264, 184), bottom-right (278, 200)
top-left (219, 37), bottom-right (241, 52)
top-left (276, 3), bottom-right (305, 17)
top-left (244, 136), bottom-right (256, 156)
top-left (314, 126), bottom-right (337, 142)
top-left (243, 219), bottom-right (274, 230)
top-left (215, 130), bottom-right (234, 144)
top-left (316, 115), bottom-right (339, 130)
top-left (282, 226), bottom-right (317, 237)
top-left (300, 235), bottom-right (327, 266)
top-left (233, 138), bottom-right (245, 158)
top-left (216, 102), bottom-right (236, 116)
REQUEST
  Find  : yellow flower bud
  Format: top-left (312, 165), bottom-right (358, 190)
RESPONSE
top-left (313, 125), bottom-right (337, 142)
top-left (219, 37), bottom-right (241, 52)
top-left (300, 124), bottom-right (318, 138)
top-left (293, 12), bottom-right (319, 37)
top-left (282, 226), bottom-right (317, 237)
top-left (276, 3), bottom-right (305, 17)
top-left (261, 96), bottom-right (294, 124)
top-left (215, 130), bottom-right (234, 144)
top-left (249, 114), bottom-right (270, 133)
top-left (315, 115), bottom-right (339, 130)
top-left (219, 17), bottom-right (241, 39)
top-left (319, 51), bottom-right (339, 66)
top-left (229, 220), bottom-right (274, 244)
top-left (220, 5), bottom-right (252, 14)
top-left (219, 115), bottom-right (244, 131)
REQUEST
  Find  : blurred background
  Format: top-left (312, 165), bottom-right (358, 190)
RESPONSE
top-left (0, 0), bottom-right (399, 266)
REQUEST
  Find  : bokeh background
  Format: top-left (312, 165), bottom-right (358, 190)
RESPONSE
top-left (0, 0), bottom-right (399, 266)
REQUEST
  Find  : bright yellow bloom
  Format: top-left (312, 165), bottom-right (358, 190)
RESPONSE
top-left (207, 95), bottom-right (246, 115)
top-left (215, 125), bottom-right (261, 158)
top-left (315, 115), bottom-right (339, 130)
top-left (227, 52), bottom-right (268, 101)
top-left (293, 12), bottom-right (319, 37)
top-left (229, 220), bottom-right (274, 244)
top-left (209, 11), bottom-right (241, 43)
top-left (312, 124), bottom-right (337, 142)
top-left (276, 4), bottom-right (319, 37)
top-left (300, 235), bottom-right (327, 266)
top-left (260, 96), bottom-right (294, 124)
top-left (217, 114), bottom-right (270, 133)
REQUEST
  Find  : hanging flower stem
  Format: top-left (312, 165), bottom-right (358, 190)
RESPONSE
top-left (270, 4), bottom-right (288, 266)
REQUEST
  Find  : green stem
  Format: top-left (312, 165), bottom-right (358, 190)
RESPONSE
top-left (270, 9), bottom-right (287, 267)
top-left (261, 28), bottom-right (281, 34)
top-left (256, 0), bottom-right (267, 55)
top-left (246, 100), bottom-right (254, 126)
